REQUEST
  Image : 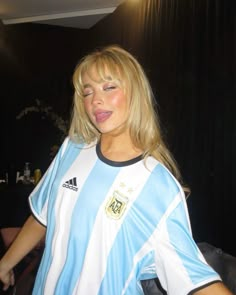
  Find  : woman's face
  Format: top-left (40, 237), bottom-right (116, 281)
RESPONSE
top-left (82, 66), bottom-right (129, 136)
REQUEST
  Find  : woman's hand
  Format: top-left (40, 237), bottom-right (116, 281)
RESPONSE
top-left (0, 266), bottom-right (15, 291)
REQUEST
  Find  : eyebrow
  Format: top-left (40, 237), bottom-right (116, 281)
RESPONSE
top-left (83, 83), bottom-right (92, 89)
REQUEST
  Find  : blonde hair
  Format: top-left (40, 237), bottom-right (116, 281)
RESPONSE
top-left (69, 45), bottom-right (189, 192)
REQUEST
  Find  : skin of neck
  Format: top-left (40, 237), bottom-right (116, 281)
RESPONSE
top-left (100, 130), bottom-right (143, 162)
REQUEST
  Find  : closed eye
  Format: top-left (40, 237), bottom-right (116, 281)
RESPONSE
top-left (83, 92), bottom-right (93, 97)
top-left (83, 88), bottom-right (93, 97)
top-left (104, 85), bottom-right (117, 91)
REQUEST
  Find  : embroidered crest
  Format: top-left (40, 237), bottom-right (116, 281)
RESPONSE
top-left (105, 190), bottom-right (129, 220)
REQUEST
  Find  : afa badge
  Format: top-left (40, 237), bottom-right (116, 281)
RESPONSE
top-left (105, 190), bottom-right (129, 220)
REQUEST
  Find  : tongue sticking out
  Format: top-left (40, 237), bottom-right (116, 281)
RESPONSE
top-left (95, 112), bottom-right (112, 123)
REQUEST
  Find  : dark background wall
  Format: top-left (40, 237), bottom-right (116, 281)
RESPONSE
top-left (0, 22), bottom-right (88, 171)
top-left (0, 0), bottom-right (235, 256)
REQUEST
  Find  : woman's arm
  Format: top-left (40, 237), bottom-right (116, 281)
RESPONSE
top-left (0, 215), bottom-right (46, 290)
top-left (194, 282), bottom-right (233, 295)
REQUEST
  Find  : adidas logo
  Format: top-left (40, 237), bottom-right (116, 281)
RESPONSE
top-left (62, 177), bottom-right (78, 191)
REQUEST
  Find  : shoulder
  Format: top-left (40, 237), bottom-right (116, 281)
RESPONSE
top-left (62, 136), bottom-right (96, 152)
top-left (146, 157), bottom-right (182, 189)
top-left (144, 156), bottom-right (185, 203)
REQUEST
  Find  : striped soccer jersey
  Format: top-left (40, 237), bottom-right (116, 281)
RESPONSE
top-left (29, 137), bottom-right (220, 295)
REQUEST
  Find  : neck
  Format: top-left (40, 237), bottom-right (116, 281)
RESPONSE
top-left (100, 133), bottom-right (143, 162)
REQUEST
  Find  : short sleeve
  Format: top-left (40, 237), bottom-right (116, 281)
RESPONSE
top-left (28, 137), bottom-right (70, 226)
top-left (153, 193), bottom-right (221, 295)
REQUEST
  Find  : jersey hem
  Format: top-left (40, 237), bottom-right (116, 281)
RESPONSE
top-left (28, 198), bottom-right (47, 227)
top-left (187, 279), bottom-right (222, 295)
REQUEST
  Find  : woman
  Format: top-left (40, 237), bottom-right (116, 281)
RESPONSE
top-left (0, 45), bottom-right (233, 294)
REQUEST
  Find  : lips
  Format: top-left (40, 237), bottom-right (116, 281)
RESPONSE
top-left (94, 110), bottom-right (112, 123)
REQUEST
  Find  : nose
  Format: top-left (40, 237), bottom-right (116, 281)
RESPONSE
top-left (91, 90), bottom-right (103, 105)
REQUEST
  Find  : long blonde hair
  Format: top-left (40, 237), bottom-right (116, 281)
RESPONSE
top-left (69, 45), bottom-right (188, 192)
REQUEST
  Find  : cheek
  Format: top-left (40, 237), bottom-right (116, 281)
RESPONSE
top-left (111, 93), bottom-right (127, 110)
top-left (83, 101), bottom-right (94, 121)
top-left (83, 100), bottom-right (91, 114)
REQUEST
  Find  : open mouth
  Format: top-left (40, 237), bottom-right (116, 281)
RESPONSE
top-left (95, 111), bottom-right (112, 123)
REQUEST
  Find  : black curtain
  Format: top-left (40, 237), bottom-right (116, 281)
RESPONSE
top-left (88, 0), bottom-right (236, 255)
top-left (0, 23), bottom-right (86, 173)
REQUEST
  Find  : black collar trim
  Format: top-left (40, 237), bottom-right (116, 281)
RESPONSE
top-left (96, 142), bottom-right (143, 167)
